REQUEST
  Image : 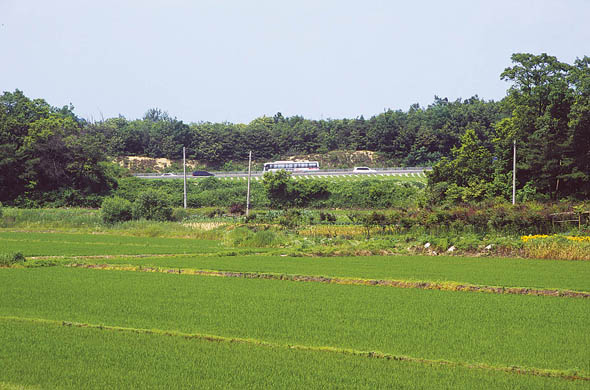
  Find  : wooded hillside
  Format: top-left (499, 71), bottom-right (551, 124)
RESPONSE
top-left (1, 52), bottom-right (589, 205)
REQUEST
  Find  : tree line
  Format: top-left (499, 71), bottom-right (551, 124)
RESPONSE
top-left (86, 98), bottom-right (505, 168)
top-left (427, 53), bottom-right (590, 202)
top-left (0, 92), bottom-right (116, 206)
top-left (1, 52), bottom-right (589, 206)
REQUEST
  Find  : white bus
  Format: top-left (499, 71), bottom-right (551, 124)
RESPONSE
top-left (263, 160), bottom-right (320, 172)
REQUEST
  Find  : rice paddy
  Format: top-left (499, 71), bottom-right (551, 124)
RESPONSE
top-left (30, 252), bottom-right (590, 293)
top-left (1, 229), bottom-right (589, 389)
top-left (0, 231), bottom-right (222, 256)
top-left (3, 320), bottom-right (586, 390)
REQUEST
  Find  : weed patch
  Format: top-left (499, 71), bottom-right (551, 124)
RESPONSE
top-left (0, 252), bottom-right (25, 267)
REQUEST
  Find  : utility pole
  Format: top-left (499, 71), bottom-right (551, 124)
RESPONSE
top-left (246, 151), bottom-right (252, 216)
top-left (512, 139), bottom-right (516, 205)
top-left (183, 147), bottom-right (187, 209)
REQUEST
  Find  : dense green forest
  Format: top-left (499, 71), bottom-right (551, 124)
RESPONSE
top-left (1, 53), bottom-right (589, 206)
top-left (0, 94), bottom-right (117, 206)
top-left (91, 95), bottom-right (504, 168)
top-left (428, 53), bottom-right (590, 202)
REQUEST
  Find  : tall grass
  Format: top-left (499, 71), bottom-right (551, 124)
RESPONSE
top-left (1, 208), bottom-right (101, 229)
top-left (106, 219), bottom-right (226, 239)
top-left (0, 252), bottom-right (25, 267)
top-left (224, 227), bottom-right (288, 248)
top-left (0, 207), bottom-right (226, 239)
top-left (0, 231), bottom-right (223, 257)
top-left (523, 236), bottom-right (590, 261)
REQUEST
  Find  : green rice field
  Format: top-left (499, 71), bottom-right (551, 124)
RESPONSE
top-left (2, 320), bottom-right (585, 390)
top-left (1, 230), bottom-right (590, 389)
top-left (73, 253), bottom-right (590, 292)
top-left (0, 231), bottom-right (223, 256)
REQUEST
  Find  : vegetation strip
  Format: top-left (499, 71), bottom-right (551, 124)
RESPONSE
top-left (0, 315), bottom-right (586, 382)
top-left (27, 250), bottom-right (268, 261)
top-left (66, 263), bottom-right (590, 299)
top-left (0, 382), bottom-right (40, 390)
top-left (29, 254), bottom-right (190, 260)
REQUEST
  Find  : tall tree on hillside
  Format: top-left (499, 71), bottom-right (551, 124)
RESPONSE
top-left (565, 56), bottom-right (590, 197)
top-left (0, 90), bottom-right (53, 200)
top-left (500, 53), bottom-right (574, 198)
top-left (426, 128), bottom-right (493, 204)
top-left (366, 109), bottom-right (405, 155)
top-left (0, 90), bottom-right (115, 205)
top-left (243, 116), bottom-right (277, 159)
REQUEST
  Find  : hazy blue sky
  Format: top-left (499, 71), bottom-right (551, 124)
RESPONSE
top-left (1, 0), bottom-right (589, 123)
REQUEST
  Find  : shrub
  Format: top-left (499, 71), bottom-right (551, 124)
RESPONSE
top-left (229, 203), bottom-right (245, 215)
top-left (207, 208), bottom-right (224, 218)
top-left (324, 179), bottom-right (422, 209)
top-left (171, 208), bottom-right (189, 222)
top-left (223, 227), bottom-right (251, 246)
top-left (132, 190), bottom-right (173, 222)
top-left (247, 230), bottom-right (282, 247)
top-left (199, 177), bottom-right (221, 191)
top-left (100, 197), bottom-right (133, 224)
top-left (186, 193), bottom-right (202, 208)
top-left (294, 180), bottom-right (330, 207)
top-left (278, 210), bottom-right (302, 228)
top-left (0, 252), bottom-right (26, 266)
top-left (224, 227), bottom-right (286, 248)
top-left (319, 211), bottom-right (337, 223)
top-left (263, 171), bottom-right (293, 208)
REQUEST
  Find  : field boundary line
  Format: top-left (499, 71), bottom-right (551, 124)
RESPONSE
top-left (27, 250), bottom-right (266, 260)
top-left (0, 238), bottom-right (183, 248)
top-left (29, 254), bottom-right (195, 260)
top-left (0, 315), bottom-right (587, 382)
top-left (0, 382), bottom-right (40, 390)
top-left (65, 263), bottom-right (590, 299)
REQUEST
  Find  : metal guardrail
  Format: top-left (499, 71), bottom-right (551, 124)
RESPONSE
top-left (133, 167), bottom-right (432, 177)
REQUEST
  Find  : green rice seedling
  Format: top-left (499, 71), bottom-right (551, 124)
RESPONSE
top-left (61, 263), bottom-right (590, 300)
top-left (1, 268), bottom-right (588, 376)
top-left (0, 232), bottom-right (222, 256)
top-left (1, 319), bottom-right (585, 390)
top-left (73, 253), bottom-right (590, 292)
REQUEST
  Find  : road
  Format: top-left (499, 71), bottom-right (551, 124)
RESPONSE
top-left (135, 167), bottom-right (431, 179)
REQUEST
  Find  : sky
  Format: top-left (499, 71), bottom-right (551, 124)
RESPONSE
top-left (1, 0), bottom-right (589, 124)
